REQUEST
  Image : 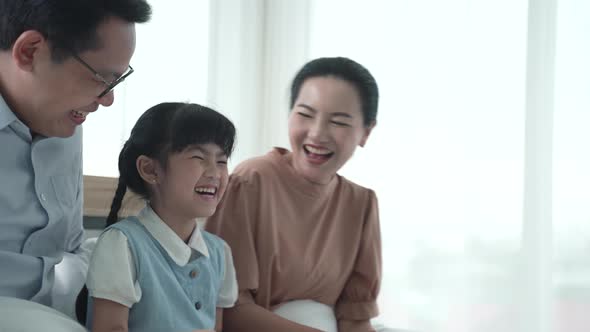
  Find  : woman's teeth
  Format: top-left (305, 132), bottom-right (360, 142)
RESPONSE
top-left (305, 145), bottom-right (332, 155)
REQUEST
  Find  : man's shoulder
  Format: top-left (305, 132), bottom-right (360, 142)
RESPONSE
top-left (0, 94), bottom-right (18, 131)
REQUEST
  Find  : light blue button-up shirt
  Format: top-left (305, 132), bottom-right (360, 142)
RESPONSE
top-left (0, 93), bottom-right (84, 306)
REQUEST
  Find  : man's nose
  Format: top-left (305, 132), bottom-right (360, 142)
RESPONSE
top-left (96, 90), bottom-right (114, 107)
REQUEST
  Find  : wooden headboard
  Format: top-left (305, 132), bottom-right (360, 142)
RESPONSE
top-left (83, 175), bottom-right (143, 218)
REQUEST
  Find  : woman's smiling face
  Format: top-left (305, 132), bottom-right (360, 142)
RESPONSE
top-left (288, 76), bottom-right (374, 184)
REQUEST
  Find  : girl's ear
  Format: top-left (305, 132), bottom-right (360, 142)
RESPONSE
top-left (136, 155), bottom-right (159, 184)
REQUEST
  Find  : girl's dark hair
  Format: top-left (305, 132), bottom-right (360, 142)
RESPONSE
top-left (290, 57), bottom-right (379, 126)
top-left (0, 0), bottom-right (152, 62)
top-left (106, 102), bottom-right (236, 226)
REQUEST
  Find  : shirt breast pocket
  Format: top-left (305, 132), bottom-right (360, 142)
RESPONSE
top-left (51, 174), bottom-right (79, 214)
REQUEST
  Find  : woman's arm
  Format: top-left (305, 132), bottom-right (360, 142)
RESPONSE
top-left (335, 191), bottom-right (382, 332)
top-left (91, 298), bottom-right (129, 332)
top-left (337, 319), bottom-right (375, 332)
top-left (223, 292), bottom-right (322, 332)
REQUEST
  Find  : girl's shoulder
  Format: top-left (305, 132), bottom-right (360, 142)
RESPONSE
top-left (101, 216), bottom-right (153, 247)
top-left (105, 216), bottom-right (142, 232)
top-left (200, 229), bottom-right (226, 248)
top-left (199, 230), bottom-right (230, 263)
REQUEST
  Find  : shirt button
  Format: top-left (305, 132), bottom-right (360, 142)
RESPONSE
top-left (40, 193), bottom-right (47, 201)
top-left (195, 301), bottom-right (201, 310)
top-left (189, 269), bottom-right (199, 278)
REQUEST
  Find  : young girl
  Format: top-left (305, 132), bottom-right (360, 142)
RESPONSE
top-left (85, 102), bottom-right (238, 332)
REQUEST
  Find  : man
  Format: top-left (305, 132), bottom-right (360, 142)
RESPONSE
top-left (0, 0), bottom-right (151, 313)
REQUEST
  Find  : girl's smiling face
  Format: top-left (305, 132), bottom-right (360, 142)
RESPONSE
top-left (151, 143), bottom-right (229, 220)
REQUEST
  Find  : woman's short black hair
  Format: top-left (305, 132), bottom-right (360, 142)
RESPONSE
top-left (290, 57), bottom-right (379, 126)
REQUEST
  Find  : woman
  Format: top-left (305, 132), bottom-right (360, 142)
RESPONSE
top-left (206, 57), bottom-right (381, 332)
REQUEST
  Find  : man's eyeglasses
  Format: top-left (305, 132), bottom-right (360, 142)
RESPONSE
top-left (71, 53), bottom-right (134, 98)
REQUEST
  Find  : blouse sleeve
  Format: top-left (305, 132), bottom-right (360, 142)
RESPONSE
top-left (335, 190), bottom-right (382, 328)
top-left (205, 174), bottom-right (260, 295)
top-left (86, 228), bottom-right (141, 308)
top-left (216, 240), bottom-right (238, 308)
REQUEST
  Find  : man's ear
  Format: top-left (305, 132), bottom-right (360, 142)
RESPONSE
top-left (136, 155), bottom-right (159, 185)
top-left (11, 30), bottom-right (47, 71)
top-left (359, 121), bottom-right (376, 147)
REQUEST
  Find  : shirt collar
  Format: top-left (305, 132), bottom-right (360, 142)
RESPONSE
top-left (137, 205), bottom-right (210, 266)
top-left (0, 93), bottom-right (18, 131)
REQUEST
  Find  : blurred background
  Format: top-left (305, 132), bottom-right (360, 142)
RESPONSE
top-left (82, 1), bottom-right (590, 331)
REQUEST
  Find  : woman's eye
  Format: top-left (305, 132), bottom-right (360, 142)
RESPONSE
top-left (192, 155), bottom-right (205, 160)
top-left (217, 160), bottom-right (228, 165)
top-left (297, 112), bottom-right (313, 118)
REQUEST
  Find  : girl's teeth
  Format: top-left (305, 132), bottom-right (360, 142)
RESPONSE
top-left (195, 187), bottom-right (216, 194)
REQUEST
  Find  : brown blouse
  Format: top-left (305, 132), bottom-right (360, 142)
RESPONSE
top-left (206, 148), bottom-right (382, 331)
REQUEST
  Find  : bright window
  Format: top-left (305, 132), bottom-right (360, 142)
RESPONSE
top-left (308, 0), bottom-right (589, 331)
top-left (80, 1), bottom-right (590, 330)
top-left (83, 0), bottom-right (210, 177)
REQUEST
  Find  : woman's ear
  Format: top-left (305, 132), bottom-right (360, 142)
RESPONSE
top-left (136, 155), bottom-right (159, 185)
top-left (359, 121), bottom-right (376, 147)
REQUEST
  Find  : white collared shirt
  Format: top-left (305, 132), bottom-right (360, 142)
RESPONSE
top-left (86, 205), bottom-right (238, 308)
